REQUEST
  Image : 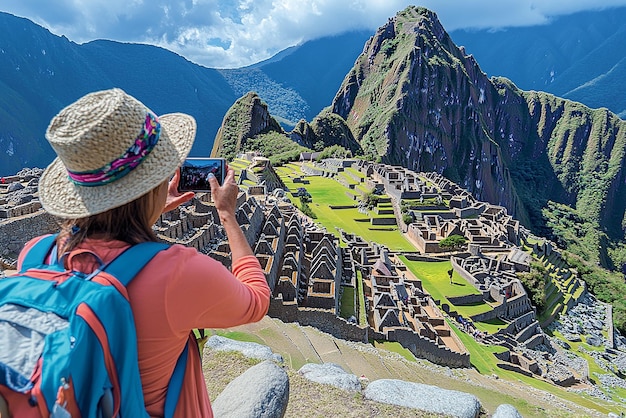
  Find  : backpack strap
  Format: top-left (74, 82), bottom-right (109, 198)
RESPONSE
top-left (102, 241), bottom-right (189, 418)
top-left (163, 340), bottom-right (190, 418)
top-left (102, 242), bottom-right (170, 286)
top-left (19, 234), bottom-right (59, 272)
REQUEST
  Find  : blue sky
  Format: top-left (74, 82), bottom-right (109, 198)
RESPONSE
top-left (2, 0), bottom-right (626, 69)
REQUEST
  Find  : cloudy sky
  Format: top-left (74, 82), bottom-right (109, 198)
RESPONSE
top-left (2, 0), bottom-right (626, 69)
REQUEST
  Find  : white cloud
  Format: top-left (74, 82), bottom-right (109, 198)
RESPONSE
top-left (2, 0), bottom-right (626, 68)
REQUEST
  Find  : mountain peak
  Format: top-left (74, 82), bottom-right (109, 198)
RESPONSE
top-left (331, 7), bottom-right (626, 270)
top-left (211, 92), bottom-right (284, 160)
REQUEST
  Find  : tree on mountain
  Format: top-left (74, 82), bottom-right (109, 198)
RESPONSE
top-left (315, 144), bottom-right (352, 160)
top-left (517, 262), bottom-right (547, 311)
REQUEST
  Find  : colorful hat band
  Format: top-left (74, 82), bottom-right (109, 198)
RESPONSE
top-left (67, 112), bottom-right (161, 187)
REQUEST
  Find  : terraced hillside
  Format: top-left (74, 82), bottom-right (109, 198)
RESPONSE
top-left (331, 6), bottom-right (626, 273)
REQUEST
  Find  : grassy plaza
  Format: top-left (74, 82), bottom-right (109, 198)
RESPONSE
top-left (275, 164), bottom-right (415, 251)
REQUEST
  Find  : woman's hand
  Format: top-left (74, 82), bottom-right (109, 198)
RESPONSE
top-left (163, 169), bottom-right (194, 213)
top-left (208, 166), bottom-right (255, 260)
top-left (208, 167), bottom-right (238, 218)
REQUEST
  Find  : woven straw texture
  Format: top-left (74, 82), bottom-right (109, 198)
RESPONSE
top-left (39, 88), bottom-right (196, 218)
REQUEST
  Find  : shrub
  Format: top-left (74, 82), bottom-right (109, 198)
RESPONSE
top-left (517, 262), bottom-right (547, 311)
top-left (439, 235), bottom-right (467, 251)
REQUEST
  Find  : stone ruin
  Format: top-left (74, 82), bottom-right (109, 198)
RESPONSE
top-left (1, 158), bottom-right (624, 387)
top-left (295, 157), bottom-right (624, 388)
top-left (0, 168), bottom-right (44, 220)
top-left (347, 231), bottom-right (470, 367)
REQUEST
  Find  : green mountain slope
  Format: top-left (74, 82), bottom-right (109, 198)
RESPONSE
top-left (331, 6), bottom-right (626, 271)
top-left (0, 12), bottom-right (238, 176)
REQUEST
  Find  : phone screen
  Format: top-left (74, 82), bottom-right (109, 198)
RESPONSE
top-left (178, 157), bottom-right (225, 192)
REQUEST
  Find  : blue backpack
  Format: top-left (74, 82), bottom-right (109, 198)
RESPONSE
top-left (0, 235), bottom-right (189, 418)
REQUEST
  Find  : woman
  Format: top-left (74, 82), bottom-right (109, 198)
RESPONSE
top-left (18, 88), bottom-right (271, 417)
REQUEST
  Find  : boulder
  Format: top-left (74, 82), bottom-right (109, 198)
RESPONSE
top-left (363, 379), bottom-right (481, 418)
top-left (492, 404), bottom-right (523, 418)
top-left (7, 182), bottom-right (24, 192)
top-left (206, 335), bottom-right (283, 363)
top-left (212, 360), bottom-right (289, 418)
top-left (298, 362), bottom-right (361, 392)
top-left (586, 335), bottom-right (602, 347)
top-left (590, 319), bottom-right (604, 330)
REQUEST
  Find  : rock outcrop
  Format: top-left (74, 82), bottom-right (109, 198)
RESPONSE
top-left (363, 378), bottom-right (482, 418)
top-left (211, 92), bottom-right (283, 161)
top-left (211, 360), bottom-right (290, 418)
top-left (492, 403), bottom-right (523, 418)
top-left (206, 335), bottom-right (284, 363)
top-left (298, 363), bottom-right (361, 392)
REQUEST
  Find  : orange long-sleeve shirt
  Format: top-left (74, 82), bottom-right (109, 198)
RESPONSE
top-left (18, 237), bottom-right (271, 417)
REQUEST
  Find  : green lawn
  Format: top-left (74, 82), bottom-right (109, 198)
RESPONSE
top-left (398, 257), bottom-right (481, 300)
top-left (337, 171), bottom-right (360, 186)
top-left (454, 301), bottom-right (494, 317)
top-left (474, 317), bottom-right (508, 334)
top-left (374, 341), bottom-right (417, 362)
top-left (399, 257), bottom-right (499, 321)
top-left (345, 167), bottom-right (366, 180)
top-left (276, 169), bottom-right (415, 251)
top-left (340, 286), bottom-right (355, 319)
top-left (448, 319), bottom-right (506, 374)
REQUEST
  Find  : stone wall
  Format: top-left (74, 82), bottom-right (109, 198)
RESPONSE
top-left (447, 294), bottom-right (484, 306)
top-left (301, 165), bottom-right (325, 176)
top-left (514, 322), bottom-right (541, 343)
top-left (0, 201), bottom-right (43, 218)
top-left (386, 328), bottom-right (470, 368)
top-left (607, 303), bottom-right (615, 349)
top-left (450, 256), bottom-right (477, 286)
top-left (370, 217), bottom-right (397, 226)
top-left (268, 296), bottom-right (369, 343)
top-left (470, 305), bottom-right (506, 323)
top-left (402, 254), bottom-right (450, 262)
top-left (503, 291), bottom-right (533, 319)
top-left (0, 212), bottom-right (59, 263)
top-left (269, 292), bottom-right (471, 368)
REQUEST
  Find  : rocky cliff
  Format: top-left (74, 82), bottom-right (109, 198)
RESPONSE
top-left (211, 92), bottom-right (283, 160)
top-left (331, 6), bottom-right (626, 269)
top-left (213, 93), bottom-right (361, 163)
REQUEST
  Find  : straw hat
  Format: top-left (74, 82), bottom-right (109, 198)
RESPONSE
top-left (39, 88), bottom-right (196, 218)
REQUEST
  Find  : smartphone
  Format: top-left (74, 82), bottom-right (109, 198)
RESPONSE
top-left (178, 157), bottom-right (225, 192)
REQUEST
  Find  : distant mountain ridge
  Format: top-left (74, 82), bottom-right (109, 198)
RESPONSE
top-left (0, 12), bottom-right (239, 176)
top-left (2, 8), bottom-right (626, 176)
top-left (0, 11), bottom-right (369, 176)
top-left (450, 6), bottom-right (626, 118)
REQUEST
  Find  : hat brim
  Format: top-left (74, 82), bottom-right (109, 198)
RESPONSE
top-left (39, 113), bottom-right (196, 219)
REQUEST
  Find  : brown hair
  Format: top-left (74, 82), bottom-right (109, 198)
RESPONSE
top-left (56, 184), bottom-right (165, 255)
